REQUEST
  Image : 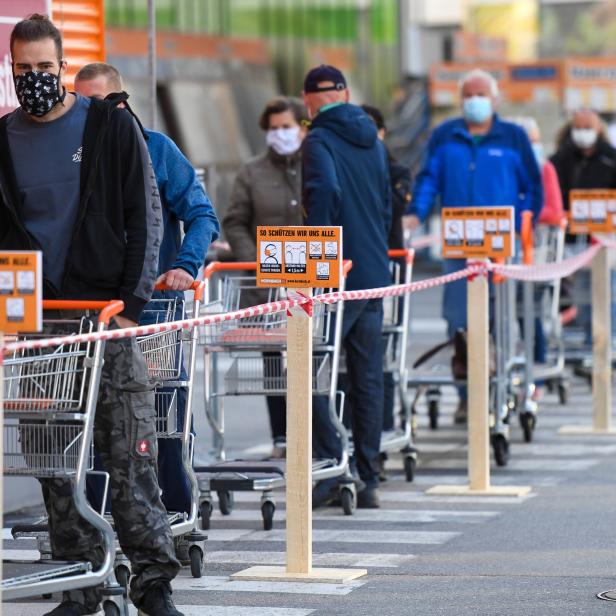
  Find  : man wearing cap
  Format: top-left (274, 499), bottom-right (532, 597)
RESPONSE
top-left (302, 65), bottom-right (392, 509)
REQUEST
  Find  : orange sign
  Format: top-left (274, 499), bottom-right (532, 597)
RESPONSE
top-left (442, 207), bottom-right (515, 259)
top-left (256, 226), bottom-right (342, 288)
top-left (568, 189), bottom-right (616, 234)
top-left (0, 251), bottom-right (42, 333)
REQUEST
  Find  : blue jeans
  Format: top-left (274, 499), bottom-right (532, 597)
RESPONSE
top-left (313, 299), bottom-right (384, 490)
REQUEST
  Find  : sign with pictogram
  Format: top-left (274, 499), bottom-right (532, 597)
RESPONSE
top-left (0, 251), bottom-right (42, 333)
top-left (442, 207), bottom-right (515, 259)
top-left (568, 189), bottom-right (616, 234)
top-left (256, 226), bottom-right (342, 288)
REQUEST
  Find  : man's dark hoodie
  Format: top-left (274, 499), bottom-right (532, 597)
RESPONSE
top-left (303, 103), bottom-right (392, 291)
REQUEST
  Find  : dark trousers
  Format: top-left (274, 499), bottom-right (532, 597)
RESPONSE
top-left (263, 351), bottom-right (287, 441)
top-left (313, 299), bottom-right (384, 490)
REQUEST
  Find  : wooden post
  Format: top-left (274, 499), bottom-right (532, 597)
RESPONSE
top-left (232, 290), bottom-right (366, 582)
top-left (427, 260), bottom-right (531, 497)
top-left (467, 264), bottom-right (491, 492)
top-left (285, 289), bottom-right (313, 574)
top-left (560, 245), bottom-right (616, 435)
top-left (592, 246), bottom-right (612, 432)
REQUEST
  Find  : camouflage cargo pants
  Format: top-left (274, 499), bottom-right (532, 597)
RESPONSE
top-left (38, 320), bottom-right (180, 609)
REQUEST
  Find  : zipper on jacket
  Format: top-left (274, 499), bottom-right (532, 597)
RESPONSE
top-left (60, 103), bottom-right (112, 295)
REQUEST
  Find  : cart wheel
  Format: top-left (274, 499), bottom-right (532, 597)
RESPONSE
top-left (558, 382), bottom-right (569, 405)
top-left (217, 490), bottom-right (234, 516)
top-left (428, 399), bottom-right (439, 430)
top-left (519, 412), bottom-right (535, 443)
top-left (262, 501), bottom-right (275, 531)
top-left (545, 379), bottom-right (555, 394)
top-left (103, 601), bottom-right (121, 616)
top-left (114, 565), bottom-right (130, 595)
top-left (200, 501), bottom-right (212, 530)
top-left (403, 456), bottom-right (416, 482)
top-left (189, 546), bottom-right (204, 578)
top-left (340, 487), bottom-right (356, 516)
top-left (492, 434), bottom-right (510, 467)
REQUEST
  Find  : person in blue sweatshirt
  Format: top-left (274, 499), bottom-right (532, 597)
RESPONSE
top-left (302, 65), bottom-right (392, 509)
top-left (75, 63), bottom-right (220, 514)
top-left (405, 68), bottom-right (542, 424)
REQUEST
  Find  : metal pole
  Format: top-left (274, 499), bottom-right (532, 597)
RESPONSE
top-left (147, 0), bottom-right (157, 130)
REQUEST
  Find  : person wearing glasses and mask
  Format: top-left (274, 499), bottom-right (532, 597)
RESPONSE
top-left (223, 96), bottom-right (309, 458)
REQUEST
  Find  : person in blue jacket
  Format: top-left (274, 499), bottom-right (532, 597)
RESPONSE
top-left (75, 63), bottom-right (220, 514)
top-left (302, 65), bottom-right (392, 509)
top-left (405, 68), bottom-right (542, 424)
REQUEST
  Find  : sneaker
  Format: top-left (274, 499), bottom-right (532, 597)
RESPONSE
top-left (43, 602), bottom-right (103, 616)
top-left (271, 438), bottom-right (286, 459)
top-left (312, 480), bottom-right (340, 509)
top-left (137, 581), bottom-right (184, 616)
top-left (357, 487), bottom-right (380, 509)
top-left (454, 400), bottom-right (467, 425)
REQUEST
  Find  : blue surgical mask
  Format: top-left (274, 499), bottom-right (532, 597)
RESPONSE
top-left (463, 96), bottom-right (492, 124)
top-left (531, 142), bottom-right (545, 166)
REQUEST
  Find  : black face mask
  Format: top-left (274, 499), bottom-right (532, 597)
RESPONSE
top-left (13, 66), bottom-right (65, 117)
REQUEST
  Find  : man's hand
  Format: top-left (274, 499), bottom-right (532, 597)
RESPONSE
top-left (113, 315), bottom-right (137, 329)
top-left (156, 268), bottom-right (195, 291)
top-left (402, 214), bottom-right (421, 232)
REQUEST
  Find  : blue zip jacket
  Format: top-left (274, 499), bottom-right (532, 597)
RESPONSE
top-left (410, 114), bottom-right (542, 231)
top-left (145, 129), bottom-right (220, 278)
top-left (303, 104), bottom-right (392, 291)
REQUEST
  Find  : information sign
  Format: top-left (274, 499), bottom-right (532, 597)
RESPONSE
top-left (256, 226), bottom-right (342, 288)
top-left (442, 207), bottom-right (515, 259)
top-left (568, 189), bottom-right (616, 234)
top-left (0, 251), bottom-right (42, 332)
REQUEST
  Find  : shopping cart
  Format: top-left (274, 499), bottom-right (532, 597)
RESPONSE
top-left (195, 260), bottom-right (357, 530)
top-left (133, 281), bottom-right (207, 579)
top-left (340, 249), bottom-right (418, 481)
top-left (2, 299), bottom-right (127, 614)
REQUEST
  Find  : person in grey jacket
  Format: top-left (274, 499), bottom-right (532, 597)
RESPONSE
top-left (223, 96), bottom-right (308, 458)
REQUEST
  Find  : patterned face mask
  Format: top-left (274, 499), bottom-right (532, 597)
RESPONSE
top-left (13, 67), bottom-right (65, 117)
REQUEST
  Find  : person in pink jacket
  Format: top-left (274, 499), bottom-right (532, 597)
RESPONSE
top-left (510, 116), bottom-right (564, 225)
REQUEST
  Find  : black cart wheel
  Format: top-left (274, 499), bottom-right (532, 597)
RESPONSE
top-left (189, 546), bottom-right (204, 578)
top-left (404, 456), bottom-right (416, 482)
top-left (262, 501), bottom-right (275, 531)
top-left (492, 434), bottom-right (510, 467)
top-left (558, 382), bottom-right (569, 405)
top-left (428, 399), bottom-right (439, 430)
top-left (114, 565), bottom-right (130, 596)
top-left (103, 602), bottom-right (121, 616)
top-left (519, 412), bottom-right (535, 443)
top-left (340, 487), bottom-right (356, 516)
top-left (217, 490), bottom-right (234, 516)
top-left (200, 501), bottom-right (212, 531)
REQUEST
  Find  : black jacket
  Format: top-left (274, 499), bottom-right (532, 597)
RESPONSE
top-left (0, 97), bottom-right (162, 322)
top-left (550, 138), bottom-right (616, 210)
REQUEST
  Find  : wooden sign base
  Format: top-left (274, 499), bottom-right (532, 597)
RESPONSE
top-left (231, 566), bottom-right (367, 584)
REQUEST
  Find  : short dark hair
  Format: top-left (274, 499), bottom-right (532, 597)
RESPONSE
top-left (361, 104), bottom-right (386, 132)
top-left (10, 14), bottom-right (63, 64)
top-left (75, 62), bottom-right (123, 91)
top-left (259, 96), bottom-right (309, 131)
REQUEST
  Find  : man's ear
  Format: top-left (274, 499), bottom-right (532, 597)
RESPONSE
top-left (343, 89), bottom-right (350, 103)
top-left (59, 59), bottom-right (68, 78)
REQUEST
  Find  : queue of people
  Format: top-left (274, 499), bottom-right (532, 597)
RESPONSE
top-left (2, 10), bottom-right (614, 616)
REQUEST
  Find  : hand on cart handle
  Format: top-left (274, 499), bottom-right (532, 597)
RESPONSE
top-left (521, 210), bottom-right (534, 266)
top-left (155, 279), bottom-right (206, 302)
top-left (41, 299), bottom-right (125, 325)
top-left (155, 268), bottom-right (195, 292)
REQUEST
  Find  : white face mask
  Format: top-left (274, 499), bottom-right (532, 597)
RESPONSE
top-left (266, 126), bottom-right (302, 156)
top-left (571, 127), bottom-right (598, 150)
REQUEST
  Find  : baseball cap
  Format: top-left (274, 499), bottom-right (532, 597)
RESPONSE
top-left (303, 65), bottom-right (347, 93)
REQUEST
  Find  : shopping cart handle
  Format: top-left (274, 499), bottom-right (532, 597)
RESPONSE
top-left (155, 280), bottom-right (206, 302)
top-left (204, 261), bottom-right (257, 279)
top-left (388, 248), bottom-right (415, 264)
top-left (42, 300), bottom-right (124, 325)
top-left (521, 211), bottom-right (533, 265)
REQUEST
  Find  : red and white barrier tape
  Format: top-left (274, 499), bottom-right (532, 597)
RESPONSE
top-left (0, 241), bottom-right (611, 354)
